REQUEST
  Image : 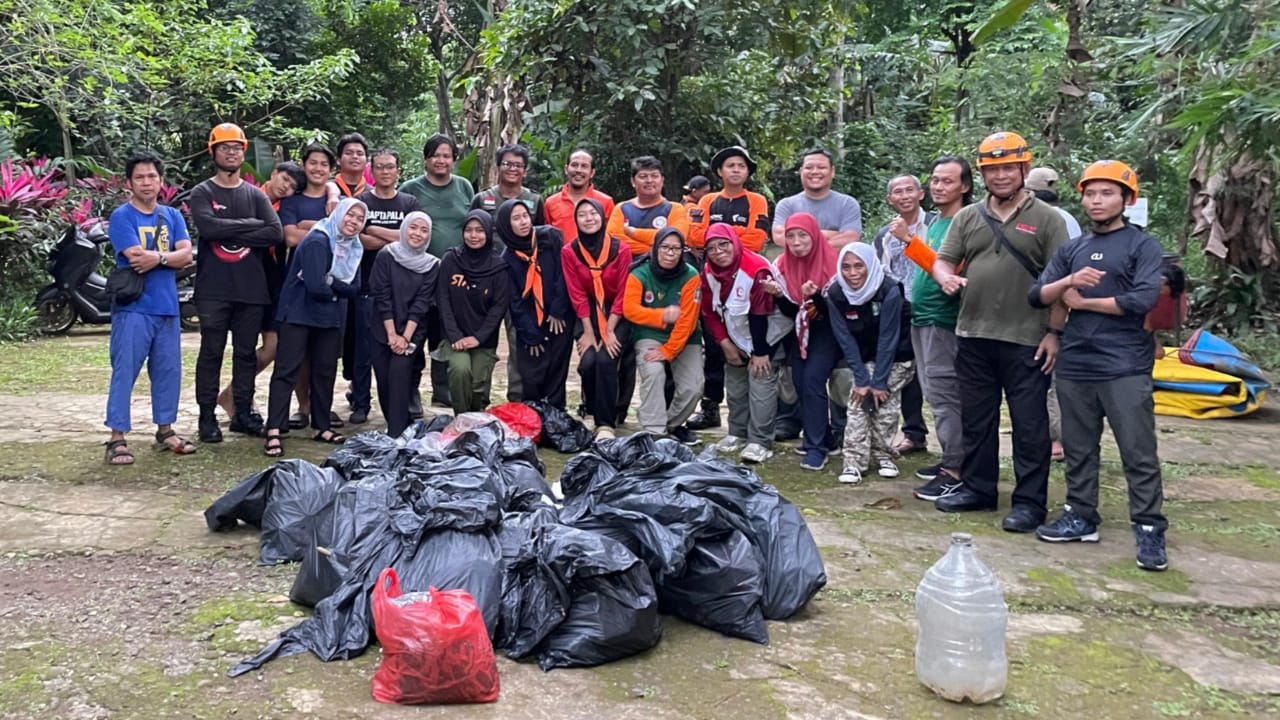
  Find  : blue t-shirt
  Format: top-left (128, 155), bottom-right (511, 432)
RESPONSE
top-left (108, 203), bottom-right (190, 316)
top-left (278, 193), bottom-right (327, 228)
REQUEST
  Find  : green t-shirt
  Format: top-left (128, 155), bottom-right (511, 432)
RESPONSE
top-left (937, 195), bottom-right (1068, 346)
top-left (399, 174), bottom-right (475, 258)
top-left (630, 260), bottom-right (702, 349)
top-left (910, 216), bottom-right (959, 330)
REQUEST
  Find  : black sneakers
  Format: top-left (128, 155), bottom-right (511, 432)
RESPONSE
top-left (913, 470), bottom-right (961, 501)
top-left (229, 410), bottom-right (265, 437)
top-left (686, 400), bottom-right (721, 430)
top-left (1035, 506), bottom-right (1100, 543)
top-left (198, 408), bottom-right (223, 443)
top-left (915, 463), bottom-right (942, 481)
top-left (669, 425), bottom-right (701, 446)
top-left (1134, 523), bottom-right (1169, 571)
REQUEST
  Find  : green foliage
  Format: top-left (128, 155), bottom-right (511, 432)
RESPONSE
top-left (1189, 267), bottom-right (1279, 336)
top-left (0, 297), bottom-right (37, 343)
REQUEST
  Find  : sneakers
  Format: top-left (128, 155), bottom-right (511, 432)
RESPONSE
top-left (915, 463), bottom-right (942, 481)
top-left (1134, 523), bottom-right (1169, 571)
top-left (1035, 506), bottom-right (1100, 543)
top-left (838, 465), bottom-right (864, 485)
top-left (713, 435), bottom-right (745, 454)
top-left (686, 400), bottom-right (721, 430)
top-left (876, 458), bottom-right (900, 478)
top-left (913, 471), bottom-right (962, 501)
top-left (800, 452), bottom-right (827, 471)
top-left (669, 425), bottom-right (701, 446)
top-left (740, 442), bottom-right (773, 464)
top-left (348, 410), bottom-right (369, 425)
top-left (594, 426), bottom-right (616, 441)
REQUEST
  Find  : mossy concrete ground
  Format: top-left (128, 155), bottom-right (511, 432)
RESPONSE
top-left (1, 333), bottom-right (1279, 718)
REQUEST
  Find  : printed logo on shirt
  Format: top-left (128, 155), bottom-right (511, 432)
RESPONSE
top-left (845, 310), bottom-right (860, 320)
top-left (652, 216), bottom-right (666, 229)
top-left (1016, 223), bottom-right (1037, 234)
top-left (452, 274), bottom-right (467, 287)
top-left (212, 242), bottom-right (251, 263)
top-left (1090, 252), bottom-right (1104, 261)
top-left (733, 286), bottom-right (747, 299)
top-left (644, 291), bottom-right (655, 303)
top-left (730, 213), bottom-right (748, 224)
top-left (688, 208), bottom-right (704, 223)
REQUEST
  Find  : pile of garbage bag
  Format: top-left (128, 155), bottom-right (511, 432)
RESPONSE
top-left (205, 414), bottom-right (826, 679)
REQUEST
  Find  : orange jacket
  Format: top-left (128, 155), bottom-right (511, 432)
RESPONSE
top-left (686, 189), bottom-right (770, 253)
top-left (607, 199), bottom-right (690, 256)
top-left (622, 273), bottom-right (701, 360)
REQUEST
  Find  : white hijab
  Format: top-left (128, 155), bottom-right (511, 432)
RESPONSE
top-left (835, 242), bottom-right (884, 306)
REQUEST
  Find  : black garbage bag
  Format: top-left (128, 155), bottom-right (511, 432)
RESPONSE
top-left (657, 531), bottom-right (767, 643)
top-left (205, 464), bottom-right (275, 531)
top-left (527, 400), bottom-right (593, 454)
top-left (398, 414), bottom-right (454, 441)
top-left (324, 431), bottom-right (404, 481)
top-left (289, 473), bottom-right (397, 608)
top-left (259, 461), bottom-right (346, 565)
top-left (499, 523), bottom-right (661, 670)
top-left (497, 505), bottom-right (560, 564)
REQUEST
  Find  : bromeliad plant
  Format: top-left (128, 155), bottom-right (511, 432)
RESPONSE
top-left (0, 157), bottom-right (68, 217)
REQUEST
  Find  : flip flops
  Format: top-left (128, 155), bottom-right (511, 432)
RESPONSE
top-left (312, 430), bottom-right (346, 445)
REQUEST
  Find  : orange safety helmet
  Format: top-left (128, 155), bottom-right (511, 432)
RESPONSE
top-left (1076, 160), bottom-right (1139, 205)
top-left (976, 132), bottom-right (1032, 167)
top-left (207, 123), bottom-right (249, 154)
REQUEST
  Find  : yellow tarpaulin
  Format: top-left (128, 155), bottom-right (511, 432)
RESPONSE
top-left (1152, 351), bottom-right (1268, 419)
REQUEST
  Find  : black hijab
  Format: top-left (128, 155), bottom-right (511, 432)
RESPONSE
top-left (495, 198), bottom-right (535, 256)
top-left (456, 210), bottom-right (504, 277)
top-left (572, 197), bottom-right (620, 264)
top-left (649, 226), bottom-right (689, 281)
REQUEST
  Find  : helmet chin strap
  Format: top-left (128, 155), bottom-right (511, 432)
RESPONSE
top-left (1092, 212), bottom-right (1126, 229)
top-left (989, 164), bottom-right (1026, 203)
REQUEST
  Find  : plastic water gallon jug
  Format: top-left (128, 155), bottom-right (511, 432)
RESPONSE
top-left (914, 532), bottom-right (1008, 704)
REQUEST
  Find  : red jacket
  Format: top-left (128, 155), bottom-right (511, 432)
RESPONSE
top-left (560, 239), bottom-right (631, 331)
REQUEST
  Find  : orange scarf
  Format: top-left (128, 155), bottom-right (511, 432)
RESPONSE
top-left (514, 246), bottom-right (546, 326)
top-left (577, 240), bottom-right (611, 335)
top-left (334, 175), bottom-right (366, 197)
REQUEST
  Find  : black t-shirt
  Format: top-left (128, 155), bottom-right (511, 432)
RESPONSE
top-left (189, 180), bottom-right (282, 304)
top-left (356, 190), bottom-right (420, 286)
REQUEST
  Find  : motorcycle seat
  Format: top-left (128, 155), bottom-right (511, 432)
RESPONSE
top-left (86, 272), bottom-right (108, 289)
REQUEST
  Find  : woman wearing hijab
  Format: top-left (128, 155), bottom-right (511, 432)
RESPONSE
top-left (561, 199), bottom-right (630, 439)
top-left (700, 223), bottom-right (792, 463)
top-left (826, 242), bottom-right (915, 485)
top-left (264, 197), bottom-right (366, 455)
top-left (624, 226), bottom-right (704, 443)
top-left (436, 210), bottom-right (511, 413)
top-left (763, 212), bottom-right (841, 470)
top-left (496, 198), bottom-right (572, 408)
top-left (369, 211), bottom-right (439, 437)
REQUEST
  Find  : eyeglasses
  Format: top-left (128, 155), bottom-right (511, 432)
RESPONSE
top-left (499, 161), bottom-right (526, 170)
top-left (373, 163), bottom-right (398, 171)
top-left (706, 241), bottom-right (734, 253)
top-left (657, 245), bottom-right (684, 254)
top-left (216, 144), bottom-right (244, 154)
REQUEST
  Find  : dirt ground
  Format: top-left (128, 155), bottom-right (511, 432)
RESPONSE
top-left (0, 331), bottom-right (1278, 719)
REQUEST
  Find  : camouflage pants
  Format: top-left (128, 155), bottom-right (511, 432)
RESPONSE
top-left (842, 361), bottom-right (916, 471)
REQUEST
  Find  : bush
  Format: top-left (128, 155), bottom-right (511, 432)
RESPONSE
top-left (0, 297), bottom-right (37, 343)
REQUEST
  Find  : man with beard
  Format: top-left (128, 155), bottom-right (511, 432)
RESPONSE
top-left (930, 131), bottom-right (1069, 533)
top-left (400, 134), bottom-right (474, 410)
top-left (544, 149), bottom-right (614, 244)
top-left (189, 123), bottom-right (282, 443)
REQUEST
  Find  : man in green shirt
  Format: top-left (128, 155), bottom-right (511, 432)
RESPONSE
top-left (399, 134), bottom-right (475, 409)
top-left (908, 155), bottom-right (972, 503)
top-left (930, 132), bottom-right (1068, 532)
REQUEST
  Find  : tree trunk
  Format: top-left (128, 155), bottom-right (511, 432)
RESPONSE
top-left (59, 119), bottom-right (75, 182)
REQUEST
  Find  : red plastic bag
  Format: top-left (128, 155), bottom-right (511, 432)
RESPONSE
top-left (371, 568), bottom-right (500, 705)
top-left (488, 402), bottom-right (543, 443)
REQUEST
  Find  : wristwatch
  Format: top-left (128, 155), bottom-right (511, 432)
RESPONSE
top-left (158, 252), bottom-right (168, 267)
top-left (1050, 327), bottom-right (1064, 337)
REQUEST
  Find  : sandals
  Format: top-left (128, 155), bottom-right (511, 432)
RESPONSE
top-left (155, 429), bottom-right (197, 455)
top-left (288, 412), bottom-right (309, 429)
top-left (263, 435), bottom-right (284, 457)
top-left (312, 430), bottom-right (346, 445)
top-left (104, 439), bottom-right (135, 466)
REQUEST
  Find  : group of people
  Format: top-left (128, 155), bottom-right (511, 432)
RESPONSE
top-left (102, 126), bottom-right (1170, 571)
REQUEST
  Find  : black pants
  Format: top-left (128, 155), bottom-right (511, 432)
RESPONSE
top-left (899, 370), bottom-right (927, 445)
top-left (956, 337), bottom-right (1051, 512)
top-left (269, 321), bottom-right (341, 433)
top-left (518, 327), bottom-right (573, 408)
top-left (1058, 375), bottom-right (1166, 529)
top-left (703, 336), bottom-right (725, 403)
top-left (425, 306), bottom-right (449, 404)
top-left (580, 345), bottom-right (621, 429)
top-left (371, 342), bottom-right (415, 438)
top-left (196, 299), bottom-right (264, 413)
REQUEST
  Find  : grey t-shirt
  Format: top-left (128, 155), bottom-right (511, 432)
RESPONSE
top-left (773, 191), bottom-right (862, 234)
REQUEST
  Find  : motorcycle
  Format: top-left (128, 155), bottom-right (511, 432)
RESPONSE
top-left (34, 223), bottom-right (198, 335)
